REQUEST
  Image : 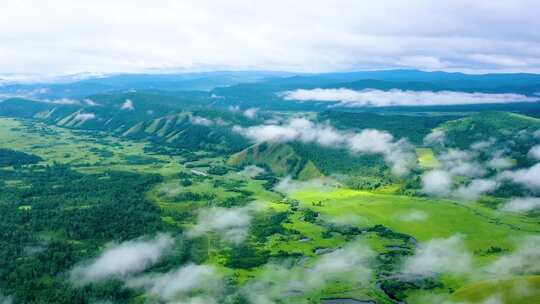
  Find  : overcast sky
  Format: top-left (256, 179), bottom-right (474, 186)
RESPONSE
top-left (1, 0), bottom-right (539, 76)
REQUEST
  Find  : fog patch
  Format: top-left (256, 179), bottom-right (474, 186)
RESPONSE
top-left (52, 98), bottom-right (80, 105)
top-left (423, 129), bottom-right (445, 146)
top-left (120, 99), bottom-right (134, 110)
top-left (499, 163), bottom-right (540, 192)
top-left (70, 234), bottom-right (174, 284)
top-left (488, 152), bottom-right (514, 170)
top-left (233, 118), bottom-right (415, 176)
top-left (500, 197), bottom-right (540, 213)
top-left (487, 235), bottom-right (540, 276)
top-left (189, 114), bottom-right (214, 126)
top-left (280, 88), bottom-right (538, 107)
top-left (528, 145), bottom-right (540, 160)
top-left (83, 98), bottom-right (99, 106)
top-left (126, 264), bottom-right (222, 303)
top-left (398, 210), bottom-right (428, 222)
top-left (421, 169), bottom-right (452, 197)
top-left (243, 107), bottom-right (258, 119)
top-left (402, 235), bottom-right (472, 277)
top-left (74, 112), bottom-right (96, 121)
top-left (274, 176), bottom-right (339, 195)
top-left (455, 179), bottom-right (498, 201)
top-left (243, 242), bottom-right (374, 303)
top-left (237, 165), bottom-right (265, 178)
top-left (0, 293), bottom-right (12, 304)
top-left (187, 206), bottom-right (255, 244)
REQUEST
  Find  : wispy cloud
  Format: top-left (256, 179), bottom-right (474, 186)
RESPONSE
top-left (281, 89), bottom-right (538, 107)
top-left (402, 235), bottom-right (472, 277)
top-left (500, 197), bottom-right (540, 213)
top-left (187, 206), bottom-right (255, 244)
top-left (233, 118), bottom-right (415, 175)
top-left (70, 234), bottom-right (174, 284)
top-left (120, 99), bottom-right (134, 111)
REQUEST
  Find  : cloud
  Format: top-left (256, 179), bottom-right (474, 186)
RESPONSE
top-left (83, 98), bottom-right (99, 106)
top-left (488, 153), bottom-right (514, 170)
top-left (455, 178), bottom-right (498, 201)
top-left (487, 235), bottom-right (540, 276)
top-left (423, 129), bottom-right (445, 146)
top-left (274, 176), bottom-right (339, 194)
top-left (0, 293), bottom-right (12, 304)
top-left (74, 112), bottom-right (96, 121)
top-left (528, 145), bottom-right (540, 160)
top-left (500, 197), bottom-right (540, 213)
top-left (281, 89), bottom-right (538, 107)
top-left (243, 242), bottom-right (374, 303)
top-left (470, 138), bottom-right (495, 151)
top-left (2, 1), bottom-right (540, 75)
top-left (402, 235), bottom-right (472, 277)
top-left (421, 169), bottom-right (452, 197)
top-left (499, 163), bottom-right (540, 191)
top-left (398, 210), bottom-right (428, 222)
top-left (70, 234), bottom-right (174, 284)
top-left (233, 118), bottom-right (415, 175)
top-left (120, 99), bottom-right (134, 110)
top-left (189, 114), bottom-right (214, 126)
top-left (126, 264), bottom-right (222, 303)
top-left (534, 130), bottom-right (540, 139)
top-left (243, 108), bottom-right (258, 119)
top-left (51, 98), bottom-right (80, 105)
top-left (187, 206), bottom-right (254, 244)
top-left (439, 149), bottom-right (486, 178)
top-left (237, 165), bottom-right (265, 178)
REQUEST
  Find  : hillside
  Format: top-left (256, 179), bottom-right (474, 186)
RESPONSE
top-left (228, 141), bottom-right (324, 180)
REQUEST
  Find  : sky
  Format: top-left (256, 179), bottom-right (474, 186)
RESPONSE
top-left (1, 0), bottom-right (540, 76)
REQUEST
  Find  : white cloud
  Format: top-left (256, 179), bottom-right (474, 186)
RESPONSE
top-left (398, 210), bottom-right (428, 222)
top-left (500, 197), bottom-right (540, 213)
top-left (74, 113), bottom-right (96, 121)
top-left (2, 1), bottom-right (540, 75)
top-left (402, 235), bottom-right (472, 276)
top-left (455, 178), bottom-right (498, 201)
top-left (120, 99), bottom-right (134, 111)
top-left (421, 169), bottom-right (452, 197)
top-left (126, 264), bottom-right (221, 303)
top-left (488, 154), bottom-right (514, 170)
top-left (187, 206), bottom-right (254, 244)
top-left (244, 242), bottom-right (373, 303)
top-left (423, 129), bottom-right (445, 146)
top-left (189, 115), bottom-right (214, 126)
top-left (243, 108), bottom-right (258, 119)
top-left (528, 145), bottom-right (540, 160)
top-left (51, 98), bottom-right (80, 105)
top-left (500, 163), bottom-right (540, 191)
top-left (281, 89), bottom-right (538, 107)
top-left (234, 118), bottom-right (415, 176)
top-left (274, 176), bottom-right (339, 194)
top-left (237, 165), bottom-right (265, 178)
top-left (0, 293), bottom-right (12, 304)
top-left (83, 98), bottom-right (98, 106)
top-left (487, 235), bottom-right (540, 276)
top-left (70, 234), bottom-right (174, 284)
top-left (534, 130), bottom-right (540, 138)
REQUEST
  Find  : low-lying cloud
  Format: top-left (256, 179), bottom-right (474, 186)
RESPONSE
top-left (500, 197), bottom-right (540, 213)
top-left (402, 235), bottom-right (472, 277)
top-left (126, 264), bottom-right (222, 303)
top-left (499, 163), bottom-right (540, 192)
top-left (281, 88), bottom-right (539, 107)
top-left (244, 242), bottom-right (374, 303)
top-left (486, 235), bottom-right (540, 276)
top-left (74, 112), bottom-right (96, 121)
top-left (70, 233), bottom-right (174, 284)
top-left (120, 99), bottom-right (134, 110)
top-left (187, 206), bottom-right (254, 244)
top-left (421, 169), bottom-right (452, 197)
top-left (233, 118), bottom-right (415, 175)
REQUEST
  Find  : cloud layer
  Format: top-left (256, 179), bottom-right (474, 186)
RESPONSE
top-left (281, 89), bottom-right (538, 107)
top-left (70, 234), bottom-right (174, 284)
top-left (233, 118), bottom-right (415, 175)
top-left (2, 1), bottom-right (540, 75)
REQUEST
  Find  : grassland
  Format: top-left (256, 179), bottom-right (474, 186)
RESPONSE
top-left (2, 117), bottom-right (538, 304)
